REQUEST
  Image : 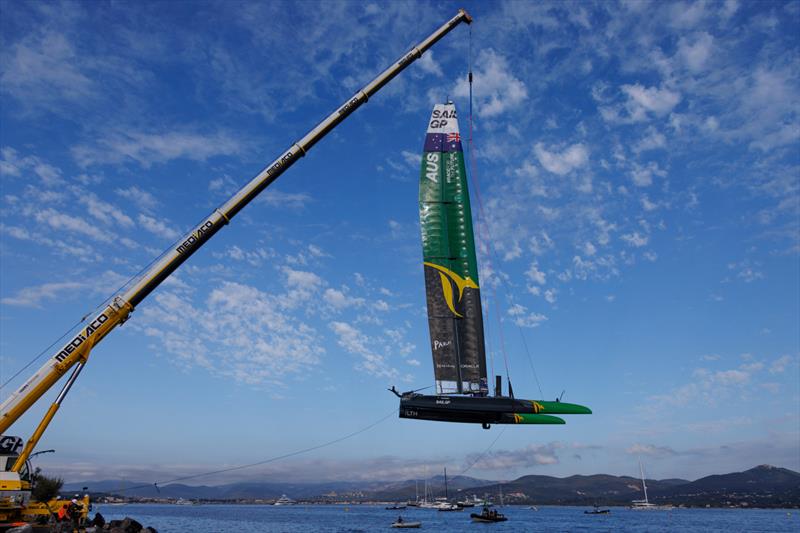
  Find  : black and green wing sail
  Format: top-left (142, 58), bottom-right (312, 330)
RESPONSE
top-left (419, 103), bottom-right (488, 395)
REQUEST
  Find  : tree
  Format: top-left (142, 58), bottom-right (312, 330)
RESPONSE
top-left (31, 467), bottom-right (63, 503)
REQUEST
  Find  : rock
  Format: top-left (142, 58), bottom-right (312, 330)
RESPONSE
top-left (143, 528), bottom-right (158, 533)
top-left (107, 517), bottom-right (143, 533)
top-left (91, 511), bottom-right (106, 527)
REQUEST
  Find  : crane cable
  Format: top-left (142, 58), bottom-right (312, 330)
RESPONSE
top-left (464, 25), bottom-right (544, 400)
top-left (459, 426), bottom-right (506, 476)
top-left (113, 406), bottom-right (398, 493)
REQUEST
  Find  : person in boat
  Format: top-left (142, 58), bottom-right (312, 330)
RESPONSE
top-left (396, 515), bottom-right (403, 523)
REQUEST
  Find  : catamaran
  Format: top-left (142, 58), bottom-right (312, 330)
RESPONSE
top-left (393, 102), bottom-right (591, 428)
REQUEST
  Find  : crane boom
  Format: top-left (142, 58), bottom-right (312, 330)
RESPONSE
top-left (0, 9), bottom-right (472, 437)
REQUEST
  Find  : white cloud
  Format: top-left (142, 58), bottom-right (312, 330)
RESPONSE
top-left (641, 196), bottom-right (658, 211)
top-left (72, 130), bottom-right (243, 168)
top-left (621, 84), bottom-right (681, 120)
top-left (668, 1), bottom-right (708, 28)
top-left (1, 281), bottom-right (83, 308)
top-left (630, 161), bottom-right (666, 187)
top-left (769, 355), bottom-right (793, 374)
top-left (400, 150), bottom-right (421, 167)
top-left (330, 321), bottom-right (397, 379)
top-left (626, 443), bottom-right (677, 457)
top-left (1, 31), bottom-right (95, 109)
top-left (452, 49), bottom-right (527, 118)
top-left (727, 261), bottom-right (764, 283)
top-left (116, 186), bottom-right (159, 212)
top-left (33, 208), bottom-right (114, 243)
top-left (137, 282), bottom-right (323, 384)
top-left (621, 232), bottom-right (648, 247)
top-left (463, 442), bottom-right (593, 471)
top-left (634, 128), bottom-right (667, 153)
top-left (283, 267), bottom-right (323, 307)
top-left (323, 287), bottom-right (364, 310)
top-left (544, 288), bottom-right (557, 304)
top-left (507, 303), bottom-right (547, 328)
top-left (81, 193), bottom-right (134, 228)
top-left (416, 50), bottom-right (442, 77)
top-left (721, 0), bottom-right (739, 20)
top-left (678, 32), bottom-right (714, 73)
top-left (647, 360), bottom-right (768, 411)
top-left (1, 224), bottom-right (98, 261)
top-left (259, 190), bottom-right (312, 210)
top-left (525, 262), bottom-right (547, 285)
top-left (534, 143), bottom-right (589, 175)
top-left (137, 214), bottom-right (180, 241)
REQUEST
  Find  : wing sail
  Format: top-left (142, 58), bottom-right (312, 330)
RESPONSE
top-left (419, 103), bottom-right (487, 395)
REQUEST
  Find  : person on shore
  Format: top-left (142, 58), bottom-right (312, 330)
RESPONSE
top-left (57, 503), bottom-right (69, 522)
top-left (67, 498), bottom-right (84, 532)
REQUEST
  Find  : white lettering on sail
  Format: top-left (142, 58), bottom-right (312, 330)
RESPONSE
top-left (433, 339), bottom-right (452, 350)
top-left (425, 152), bottom-right (439, 182)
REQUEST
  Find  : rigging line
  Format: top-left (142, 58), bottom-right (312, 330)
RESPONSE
top-left (463, 21), bottom-right (515, 390)
top-left (492, 285), bottom-right (511, 381)
top-left (459, 426), bottom-right (506, 477)
top-left (117, 406), bottom-right (398, 493)
top-left (459, 28), bottom-right (544, 398)
top-left (462, 112), bottom-right (545, 399)
top-left (0, 317), bottom-right (85, 393)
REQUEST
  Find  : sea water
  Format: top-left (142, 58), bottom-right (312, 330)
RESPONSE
top-left (94, 503), bottom-right (797, 532)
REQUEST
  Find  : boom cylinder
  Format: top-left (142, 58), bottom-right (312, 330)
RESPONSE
top-left (0, 9), bottom-right (472, 433)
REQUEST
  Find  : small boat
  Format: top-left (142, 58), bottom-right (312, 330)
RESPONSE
top-left (527, 506), bottom-right (538, 511)
top-left (391, 518), bottom-right (422, 528)
top-left (273, 494), bottom-right (296, 505)
top-left (585, 507), bottom-right (610, 514)
top-left (458, 494), bottom-right (488, 508)
top-left (470, 505), bottom-right (507, 523)
top-left (437, 502), bottom-right (461, 511)
top-left (386, 505), bottom-right (407, 510)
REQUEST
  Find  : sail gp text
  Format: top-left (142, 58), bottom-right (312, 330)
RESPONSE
top-left (429, 108), bottom-right (457, 129)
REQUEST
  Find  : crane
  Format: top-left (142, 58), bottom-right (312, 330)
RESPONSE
top-left (0, 8), bottom-right (472, 524)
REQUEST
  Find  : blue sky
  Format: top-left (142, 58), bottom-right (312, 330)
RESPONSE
top-left (0, 0), bottom-right (798, 486)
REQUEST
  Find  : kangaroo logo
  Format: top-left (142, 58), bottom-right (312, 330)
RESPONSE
top-left (424, 262), bottom-right (478, 318)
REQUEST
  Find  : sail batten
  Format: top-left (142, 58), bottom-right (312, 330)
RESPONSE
top-left (419, 103), bottom-right (487, 395)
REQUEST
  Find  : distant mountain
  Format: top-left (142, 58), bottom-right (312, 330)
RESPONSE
top-left (62, 479), bottom-right (389, 500)
top-left (366, 474), bottom-right (492, 501)
top-left (651, 465), bottom-right (800, 507)
top-left (63, 465), bottom-right (800, 507)
top-left (451, 473), bottom-right (687, 505)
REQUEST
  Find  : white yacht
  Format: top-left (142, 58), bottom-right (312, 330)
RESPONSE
top-left (274, 494), bottom-right (297, 505)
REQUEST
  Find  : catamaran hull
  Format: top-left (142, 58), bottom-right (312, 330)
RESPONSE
top-left (399, 394), bottom-right (590, 426)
